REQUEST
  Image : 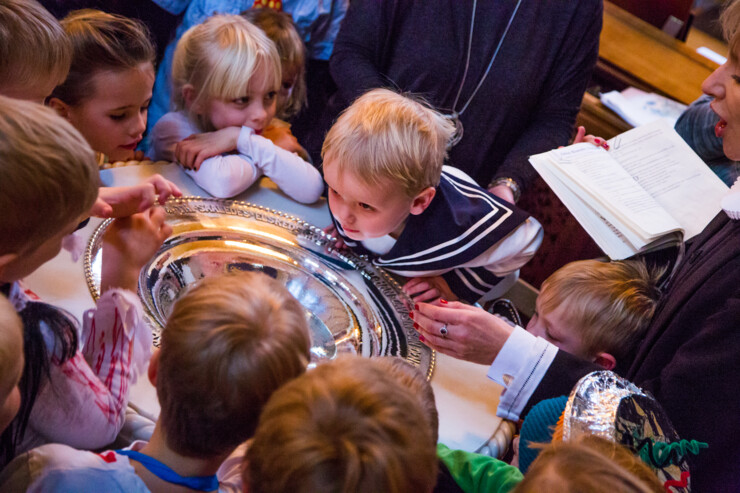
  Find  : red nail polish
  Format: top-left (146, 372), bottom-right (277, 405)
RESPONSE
top-left (419, 335), bottom-right (426, 342)
top-left (414, 304), bottom-right (419, 311)
top-left (602, 142), bottom-right (610, 150)
top-left (594, 138), bottom-right (601, 144)
top-left (440, 299), bottom-right (448, 304)
top-left (409, 311), bottom-right (414, 320)
top-left (413, 322), bottom-right (420, 330)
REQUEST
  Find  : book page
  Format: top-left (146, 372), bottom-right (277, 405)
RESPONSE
top-left (530, 155), bottom-right (639, 259)
top-left (546, 143), bottom-right (682, 239)
top-left (608, 119), bottom-right (729, 239)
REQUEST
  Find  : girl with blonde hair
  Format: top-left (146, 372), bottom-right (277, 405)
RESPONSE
top-left (151, 14), bottom-right (322, 201)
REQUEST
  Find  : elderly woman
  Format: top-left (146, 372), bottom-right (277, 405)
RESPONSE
top-left (413, 2), bottom-right (740, 490)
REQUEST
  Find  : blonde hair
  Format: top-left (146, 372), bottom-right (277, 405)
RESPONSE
top-left (50, 9), bottom-right (155, 107)
top-left (0, 296), bottom-right (23, 402)
top-left (0, 0), bottom-right (71, 94)
top-left (243, 8), bottom-right (307, 120)
top-left (157, 273), bottom-right (310, 457)
top-left (322, 89), bottom-right (455, 198)
top-left (538, 260), bottom-right (663, 361)
top-left (244, 357), bottom-right (439, 493)
top-left (0, 95), bottom-right (99, 255)
top-left (514, 436), bottom-right (663, 493)
top-left (723, 0), bottom-right (740, 61)
top-left (171, 14), bottom-right (281, 130)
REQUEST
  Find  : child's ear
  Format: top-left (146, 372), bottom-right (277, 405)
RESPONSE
top-left (181, 84), bottom-right (200, 113)
top-left (409, 187), bottom-right (436, 215)
top-left (593, 352), bottom-right (617, 371)
top-left (47, 97), bottom-right (72, 121)
top-left (147, 349), bottom-right (160, 386)
top-left (0, 253), bottom-right (19, 283)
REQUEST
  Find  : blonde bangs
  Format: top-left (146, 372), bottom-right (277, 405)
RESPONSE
top-left (322, 89), bottom-right (454, 197)
top-left (172, 15), bottom-right (281, 114)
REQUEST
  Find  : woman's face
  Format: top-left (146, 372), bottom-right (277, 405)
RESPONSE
top-left (702, 58), bottom-right (740, 160)
top-left (64, 62), bottom-right (154, 162)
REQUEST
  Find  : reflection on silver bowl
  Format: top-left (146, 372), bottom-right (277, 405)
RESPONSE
top-left (84, 197), bottom-right (434, 379)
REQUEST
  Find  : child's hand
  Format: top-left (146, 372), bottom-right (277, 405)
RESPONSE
top-left (261, 124), bottom-right (309, 160)
top-left (402, 276), bottom-right (458, 304)
top-left (132, 150), bottom-right (150, 162)
top-left (571, 125), bottom-right (609, 150)
top-left (100, 207), bottom-right (173, 293)
top-left (90, 175), bottom-right (183, 218)
top-left (175, 127), bottom-right (241, 171)
top-left (323, 224), bottom-right (347, 251)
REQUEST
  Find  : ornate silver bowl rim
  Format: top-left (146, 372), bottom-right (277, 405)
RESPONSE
top-left (83, 196), bottom-right (435, 380)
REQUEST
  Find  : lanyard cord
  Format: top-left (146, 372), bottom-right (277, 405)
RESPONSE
top-left (449, 0), bottom-right (524, 119)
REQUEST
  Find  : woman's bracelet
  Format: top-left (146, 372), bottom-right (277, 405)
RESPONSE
top-left (488, 177), bottom-right (521, 203)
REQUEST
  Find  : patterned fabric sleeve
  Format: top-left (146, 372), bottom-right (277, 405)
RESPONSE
top-left (21, 290), bottom-right (150, 452)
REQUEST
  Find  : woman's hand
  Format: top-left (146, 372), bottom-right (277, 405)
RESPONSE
top-left (402, 276), bottom-right (458, 304)
top-left (572, 125), bottom-right (609, 150)
top-left (175, 127), bottom-right (241, 170)
top-left (488, 184), bottom-right (515, 203)
top-left (412, 301), bottom-right (514, 365)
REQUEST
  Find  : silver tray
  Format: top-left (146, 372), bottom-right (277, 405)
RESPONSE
top-left (84, 197), bottom-right (434, 379)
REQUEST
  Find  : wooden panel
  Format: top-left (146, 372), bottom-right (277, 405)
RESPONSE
top-left (600, 1), bottom-right (719, 105)
top-left (576, 92), bottom-right (632, 140)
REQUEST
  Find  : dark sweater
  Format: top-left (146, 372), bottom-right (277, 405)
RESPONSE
top-left (328, 0), bottom-right (603, 190)
top-left (527, 213), bottom-right (740, 492)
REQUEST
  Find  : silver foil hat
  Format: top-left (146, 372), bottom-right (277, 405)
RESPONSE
top-left (562, 371), bottom-right (694, 492)
top-left (562, 370), bottom-right (646, 441)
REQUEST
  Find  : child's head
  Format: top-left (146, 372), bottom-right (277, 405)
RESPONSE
top-left (0, 95), bottom-right (99, 282)
top-left (153, 272), bottom-right (310, 458)
top-left (0, 0), bottom-right (71, 102)
top-left (242, 8), bottom-right (307, 120)
top-left (172, 14), bottom-right (281, 134)
top-left (527, 260), bottom-right (662, 371)
top-left (322, 89), bottom-right (454, 241)
top-left (47, 9), bottom-right (155, 163)
top-left (514, 435), bottom-right (663, 493)
top-left (373, 357), bottom-right (439, 442)
top-left (0, 296), bottom-right (23, 435)
top-left (244, 356), bottom-right (439, 493)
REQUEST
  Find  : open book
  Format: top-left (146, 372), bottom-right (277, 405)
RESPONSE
top-left (529, 119), bottom-right (729, 260)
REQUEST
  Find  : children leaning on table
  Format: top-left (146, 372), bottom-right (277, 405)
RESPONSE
top-left (0, 96), bottom-right (172, 466)
top-left (0, 273), bottom-right (311, 492)
top-left (150, 14), bottom-right (323, 202)
top-left (323, 88), bottom-right (543, 304)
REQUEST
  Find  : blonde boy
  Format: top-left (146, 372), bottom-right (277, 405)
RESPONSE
top-left (323, 89), bottom-right (542, 304)
top-left (244, 357), bottom-right (438, 493)
top-left (526, 259), bottom-right (663, 371)
top-left (0, 273), bottom-right (311, 491)
top-left (0, 0), bottom-right (71, 102)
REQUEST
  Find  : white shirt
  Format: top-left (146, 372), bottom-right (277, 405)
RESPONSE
top-left (151, 111), bottom-right (323, 203)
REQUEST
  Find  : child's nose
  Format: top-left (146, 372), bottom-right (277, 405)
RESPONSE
top-left (251, 105), bottom-right (268, 126)
top-left (131, 112), bottom-right (146, 137)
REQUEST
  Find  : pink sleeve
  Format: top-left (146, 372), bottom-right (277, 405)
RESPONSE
top-left (24, 290), bottom-right (151, 450)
